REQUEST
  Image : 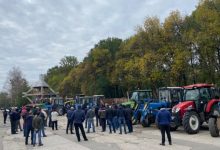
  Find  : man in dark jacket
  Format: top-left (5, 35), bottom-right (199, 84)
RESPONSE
top-left (71, 105), bottom-right (88, 142)
top-left (9, 108), bottom-right (17, 134)
top-left (156, 108), bottom-right (172, 146)
top-left (95, 105), bottom-right (100, 127)
top-left (25, 108), bottom-right (34, 145)
top-left (98, 105), bottom-right (106, 132)
top-left (124, 105), bottom-right (133, 133)
top-left (117, 105), bottom-right (127, 134)
top-left (106, 105), bottom-right (115, 133)
top-left (66, 107), bottom-right (74, 134)
top-left (3, 109), bottom-right (7, 124)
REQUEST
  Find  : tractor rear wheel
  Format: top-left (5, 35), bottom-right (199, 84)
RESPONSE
top-left (183, 111), bottom-right (200, 134)
top-left (141, 115), bottom-right (151, 127)
top-left (208, 117), bottom-right (219, 137)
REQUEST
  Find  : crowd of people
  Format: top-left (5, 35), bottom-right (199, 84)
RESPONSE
top-left (2, 102), bottom-right (172, 147)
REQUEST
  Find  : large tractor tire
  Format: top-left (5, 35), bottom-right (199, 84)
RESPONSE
top-left (208, 117), bottom-right (219, 137)
top-left (183, 111), bottom-right (200, 134)
top-left (141, 115), bottom-right (151, 127)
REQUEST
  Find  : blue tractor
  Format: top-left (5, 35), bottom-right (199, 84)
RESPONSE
top-left (141, 87), bottom-right (183, 127)
top-left (126, 90), bottom-right (154, 124)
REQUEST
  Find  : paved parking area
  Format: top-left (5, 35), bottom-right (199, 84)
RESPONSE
top-left (1, 114), bottom-right (220, 150)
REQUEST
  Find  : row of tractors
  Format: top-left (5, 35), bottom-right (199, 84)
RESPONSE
top-left (126, 84), bottom-right (220, 137)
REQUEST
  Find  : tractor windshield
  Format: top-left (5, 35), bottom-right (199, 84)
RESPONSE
top-left (130, 91), bottom-right (152, 102)
top-left (184, 89), bottom-right (199, 101)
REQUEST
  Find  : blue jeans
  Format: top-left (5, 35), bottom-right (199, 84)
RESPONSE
top-left (87, 118), bottom-right (95, 132)
top-left (33, 129), bottom-right (42, 145)
top-left (118, 117), bottom-right (127, 134)
top-left (41, 123), bottom-right (46, 136)
top-left (113, 116), bottom-right (119, 130)
top-left (107, 119), bottom-right (115, 133)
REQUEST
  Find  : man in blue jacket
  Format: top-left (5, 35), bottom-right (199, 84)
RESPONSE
top-left (66, 107), bottom-right (74, 134)
top-left (71, 105), bottom-right (88, 142)
top-left (156, 108), bottom-right (172, 146)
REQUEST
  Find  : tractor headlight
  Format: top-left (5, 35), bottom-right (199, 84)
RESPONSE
top-left (172, 107), bottom-right (180, 113)
top-left (175, 108), bottom-right (180, 113)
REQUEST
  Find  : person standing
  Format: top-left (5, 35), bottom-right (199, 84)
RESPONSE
top-left (39, 108), bottom-right (47, 137)
top-left (125, 105), bottom-right (133, 133)
top-left (15, 108), bottom-right (23, 132)
top-left (106, 105), bottom-right (115, 133)
top-left (98, 105), bottom-right (106, 132)
top-left (117, 105), bottom-right (127, 134)
top-left (9, 108), bottom-right (17, 134)
top-left (32, 111), bottom-right (43, 146)
top-left (113, 105), bottom-right (119, 130)
top-left (95, 105), bottom-right (100, 127)
top-left (66, 107), bottom-right (74, 134)
top-left (25, 108), bottom-right (34, 145)
top-left (86, 106), bottom-right (95, 133)
top-left (156, 108), bottom-right (172, 146)
top-left (3, 109), bottom-right (8, 124)
top-left (51, 109), bottom-right (58, 130)
top-left (72, 105), bottom-right (88, 142)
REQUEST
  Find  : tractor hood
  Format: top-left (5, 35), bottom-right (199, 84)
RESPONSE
top-left (172, 101), bottom-right (195, 117)
top-left (148, 102), bottom-right (168, 110)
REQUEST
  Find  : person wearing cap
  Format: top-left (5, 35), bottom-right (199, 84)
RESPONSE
top-left (156, 108), bottom-right (172, 146)
top-left (66, 107), bottom-right (74, 134)
top-left (71, 105), bottom-right (88, 142)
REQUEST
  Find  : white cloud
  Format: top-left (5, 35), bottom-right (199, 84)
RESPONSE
top-left (0, 0), bottom-right (199, 90)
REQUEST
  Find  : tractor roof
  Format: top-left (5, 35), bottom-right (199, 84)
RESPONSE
top-left (159, 87), bottom-right (183, 90)
top-left (184, 83), bottom-right (214, 89)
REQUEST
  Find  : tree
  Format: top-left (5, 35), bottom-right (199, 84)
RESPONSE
top-left (6, 67), bottom-right (29, 106)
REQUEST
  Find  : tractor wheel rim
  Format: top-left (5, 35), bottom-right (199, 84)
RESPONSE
top-left (189, 115), bottom-right (199, 130)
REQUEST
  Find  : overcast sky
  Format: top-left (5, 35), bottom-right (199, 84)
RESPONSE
top-left (0, 0), bottom-right (199, 90)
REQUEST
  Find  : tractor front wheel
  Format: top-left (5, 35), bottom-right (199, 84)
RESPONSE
top-left (141, 115), bottom-right (151, 127)
top-left (208, 117), bottom-right (220, 137)
top-left (183, 111), bottom-right (200, 134)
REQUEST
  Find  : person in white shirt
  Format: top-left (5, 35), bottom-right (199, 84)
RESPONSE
top-left (51, 109), bottom-right (58, 130)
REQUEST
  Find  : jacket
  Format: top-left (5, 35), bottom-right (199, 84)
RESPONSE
top-left (117, 107), bottom-right (125, 118)
top-left (32, 115), bottom-right (42, 130)
top-left (106, 108), bottom-right (114, 119)
top-left (66, 109), bottom-right (74, 120)
top-left (156, 109), bottom-right (171, 125)
top-left (25, 113), bottom-right (33, 129)
top-left (86, 109), bottom-right (95, 119)
top-left (51, 111), bottom-right (58, 121)
top-left (72, 109), bottom-right (85, 124)
top-left (124, 108), bottom-right (133, 120)
top-left (98, 108), bottom-right (106, 119)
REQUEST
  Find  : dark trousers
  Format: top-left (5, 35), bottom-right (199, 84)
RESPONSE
top-left (3, 115), bottom-right (7, 124)
top-left (95, 115), bottom-right (99, 127)
top-left (52, 121), bottom-right (58, 130)
top-left (66, 119), bottom-right (73, 134)
top-left (10, 120), bottom-right (16, 134)
top-left (126, 119), bottom-right (133, 132)
top-left (100, 118), bottom-right (106, 132)
top-left (74, 123), bottom-right (87, 141)
top-left (107, 119), bottom-right (115, 133)
top-left (160, 125), bottom-right (172, 144)
top-left (25, 127), bottom-right (34, 145)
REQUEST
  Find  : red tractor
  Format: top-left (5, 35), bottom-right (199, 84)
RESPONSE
top-left (171, 83), bottom-right (220, 134)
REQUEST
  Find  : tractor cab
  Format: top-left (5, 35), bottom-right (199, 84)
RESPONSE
top-left (128, 90), bottom-right (153, 124)
top-left (159, 87), bottom-right (183, 107)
